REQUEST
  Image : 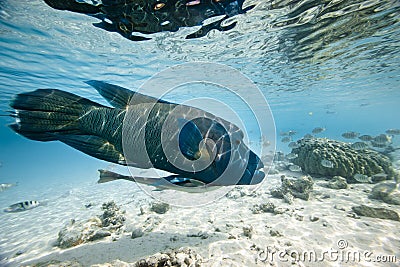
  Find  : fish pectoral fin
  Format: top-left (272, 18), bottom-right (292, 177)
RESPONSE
top-left (97, 171), bottom-right (215, 193)
top-left (178, 118), bottom-right (203, 160)
top-left (134, 175), bottom-right (206, 189)
top-left (168, 177), bottom-right (206, 187)
top-left (86, 80), bottom-right (170, 108)
top-left (57, 135), bottom-right (126, 165)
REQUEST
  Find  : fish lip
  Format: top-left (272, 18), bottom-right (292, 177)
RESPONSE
top-left (206, 151), bottom-right (265, 186)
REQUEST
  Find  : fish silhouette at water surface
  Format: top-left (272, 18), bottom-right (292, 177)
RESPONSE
top-left (43, 0), bottom-right (254, 40)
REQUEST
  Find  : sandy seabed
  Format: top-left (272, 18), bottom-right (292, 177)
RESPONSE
top-left (0, 167), bottom-right (399, 267)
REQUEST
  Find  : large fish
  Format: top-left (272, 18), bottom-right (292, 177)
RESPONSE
top-left (43, 0), bottom-right (254, 40)
top-left (9, 81), bottom-right (264, 190)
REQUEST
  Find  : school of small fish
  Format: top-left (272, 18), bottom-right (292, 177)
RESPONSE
top-left (276, 126), bottom-right (399, 183)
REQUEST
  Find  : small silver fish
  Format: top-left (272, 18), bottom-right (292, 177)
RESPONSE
top-left (312, 127), bottom-right (325, 134)
top-left (303, 134), bottom-right (313, 139)
top-left (286, 153), bottom-right (298, 160)
top-left (386, 129), bottom-right (400, 135)
top-left (371, 173), bottom-right (388, 182)
top-left (353, 174), bottom-right (372, 183)
top-left (373, 134), bottom-right (391, 144)
top-left (279, 131), bottom-right (289, 136)
top-left (350, 142), bottom-right (368, 150)
top-left (371, 141), bottom-right (388, 148)
top-left (288, 130), bottom-right (297, 136)
top-left (288, 164), bottom-right (302, 172)
top-left (0, 183), bottom-right (17, 192)
top-left (281, 136), bottom-right (291, 143)
top-left (342, 131), bottom-right (360, 139)
top-left (288, 142), bottom-right (300, 149)
top-left (261, 136), bottom-right (271, 147)
top-left (4, 200), bottom-right (40, 213)
top-left (358, 135), bottom-right (373, 141)
top-left (321, 159), bottom-right (334, 168)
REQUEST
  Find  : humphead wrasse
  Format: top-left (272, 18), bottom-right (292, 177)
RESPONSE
top-left (9, 81), bottom-right (264, 191)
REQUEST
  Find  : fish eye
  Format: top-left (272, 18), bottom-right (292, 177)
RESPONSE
top-left (154, 2), bottom-right (166, 10)
top-left (118, 23), bottom-right (128, 32)
top-left (235, 139), bottom-right (241, 145)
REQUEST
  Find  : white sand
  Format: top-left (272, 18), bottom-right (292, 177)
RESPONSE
top-left (1, 169), bottom-right (399, 267)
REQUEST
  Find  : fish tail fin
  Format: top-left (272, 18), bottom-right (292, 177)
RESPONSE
top-left (43, 0), bottom-right (101, 14)
top-left (9, 89), bottom-right (103, 141)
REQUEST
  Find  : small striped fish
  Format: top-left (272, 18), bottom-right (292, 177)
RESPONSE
top-left (4, 200), bottom-right (40, 213)
top-left (353, 174), bottom-right (372, 183)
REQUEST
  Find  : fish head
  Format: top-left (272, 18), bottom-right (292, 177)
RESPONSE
top-left (102, 0), bottom-right (246, 34)
top-left (189, 116), bottom-right (265, 186)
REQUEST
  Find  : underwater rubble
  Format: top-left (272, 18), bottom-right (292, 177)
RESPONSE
top-left (25, 247), bottom-right (203, 267)
top-left (133, 247), bottom-right (202, 267)
top-left (351, 205), bottom-right (400, 221)
top-left (290, 138), bottom-right (399, 182)
top-left (56, 201), bottom-right (126, 248)
top-left (369, 181), bottom-right (400, 205)
top-left (324, 176), bottom-right (348, 189)
top-left (149, 202), bottom-right (170, 214)
top-left (251, 201), bottom-right (276, 214)
top-left (270, 175), bottom-right (314, 204)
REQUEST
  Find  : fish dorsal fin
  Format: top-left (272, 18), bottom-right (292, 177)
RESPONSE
top-left (86, 80), bottom-right (169, 108)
